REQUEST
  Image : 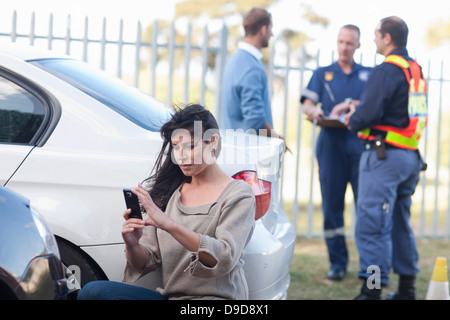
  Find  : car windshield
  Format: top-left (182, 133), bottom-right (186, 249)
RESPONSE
top-left (31, 58), bottom-right (171, 132)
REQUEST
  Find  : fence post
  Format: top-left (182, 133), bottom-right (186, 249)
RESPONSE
top-left (432, 60), bottom-right (444, 236)
top-left (183, 22), bottom-right (192, 105)
top-left (291, 47), bottom-right (307, 235)
top-left (134, 21), bottom-right (142, 88)
top-left (65, 14), bottom-right (71, 55)
top-left (11, 11), bottom-right (17, 42)
top-left (167, 21), bottom-right (175, 108)
top-left (117, 19), bottom-right (124, 79)
top-left (200, 25), bottom-right (209, 106)
top-left (213, 23), bottom-right (228, 124)
top-left (29, 12), bottom-right (35, 45)
top-left (47, 13), bottom-right (53, 50)
top-left (100, 17), bottom-right (107, 70)
top-left (150, 20), bottom-right (159, 98)
top-left (279, 44), bottom-right (291, 209)
top-left (82, 16), bottom-right (89, 62)
top-left (419, 59), bottom-right (431, 237)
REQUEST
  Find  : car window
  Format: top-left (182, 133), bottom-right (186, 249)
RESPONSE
top-left (0, 76), bottom-right (46, 144)
top-left (31, 59), bottom-right (171, 132)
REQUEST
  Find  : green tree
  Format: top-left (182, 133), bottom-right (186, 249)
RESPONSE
top-left (137, 0), bottom-right (329, 105)
top-left (140, 0), bottom-right (329, 65)
top-left (425, 18), bottom-right (450, 49)
top-left (175, 0), bottom-right (279, 19)
top-left (174, 0), bottom-right (328, 52)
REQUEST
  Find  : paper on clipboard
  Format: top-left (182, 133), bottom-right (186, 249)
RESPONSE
top-left (319, 115), bottom-right (347, 128)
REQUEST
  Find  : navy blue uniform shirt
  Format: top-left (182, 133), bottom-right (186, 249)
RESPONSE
top-left (349, 48), bottom-right (414, 133)
top-left (301, 61), bottom-right (372, 116)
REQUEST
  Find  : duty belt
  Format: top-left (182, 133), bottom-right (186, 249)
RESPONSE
top-left (363, 141), bottom-right (401, 151)
top-left (363, 135), bottom-right (428, 171)
top-left (363, 135), bottom-right (400, 160)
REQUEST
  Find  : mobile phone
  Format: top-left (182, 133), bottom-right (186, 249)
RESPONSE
top-left (123, 189), bottom-right (143, 219)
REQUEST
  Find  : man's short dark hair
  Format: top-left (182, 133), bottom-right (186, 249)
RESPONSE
top-left (341, 24), bottom-right (361, 39)
top-left (243, 7), bottom-right (272, 36)
top-left (379, 16), bottom-right (409, 48)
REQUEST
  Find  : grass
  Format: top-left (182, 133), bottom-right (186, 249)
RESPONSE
top-left (287, 236), bottom-right (450, 300)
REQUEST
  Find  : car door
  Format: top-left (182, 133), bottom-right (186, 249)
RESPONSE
top-left (0, 70), bottom-right (56, 186)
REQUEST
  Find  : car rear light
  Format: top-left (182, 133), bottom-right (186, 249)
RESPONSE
top-left (232, 170), bottom-right (271, 220)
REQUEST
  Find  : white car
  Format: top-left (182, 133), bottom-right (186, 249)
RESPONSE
top-left (0, 43), bottom-right (295, 300)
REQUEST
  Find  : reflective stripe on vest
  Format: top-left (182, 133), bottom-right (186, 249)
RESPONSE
top-left (358, 55), bottom-right (428, 150)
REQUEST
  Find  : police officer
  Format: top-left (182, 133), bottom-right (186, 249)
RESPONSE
top-left (339, 16), bottom-right (427, 299)
top-left (301, 25), bottom-right (372, 281)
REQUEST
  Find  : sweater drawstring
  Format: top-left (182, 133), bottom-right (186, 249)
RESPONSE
top-left (183, 252), bottom-right (199, 273)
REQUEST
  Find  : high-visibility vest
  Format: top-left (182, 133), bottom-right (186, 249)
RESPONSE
top-left (358, 55), bottom-right (428, 150)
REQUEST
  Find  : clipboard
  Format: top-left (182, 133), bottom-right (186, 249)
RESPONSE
top-left (319, 115), bottom-right (347, 128)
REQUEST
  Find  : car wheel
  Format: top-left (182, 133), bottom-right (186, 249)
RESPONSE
top-left (57, 238), bottom-right (108, 288)
top-left (0, 281), bottom-right (18, 299)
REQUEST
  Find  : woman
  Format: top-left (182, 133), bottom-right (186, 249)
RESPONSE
top-left (78, 104), bottom-right (256, 300)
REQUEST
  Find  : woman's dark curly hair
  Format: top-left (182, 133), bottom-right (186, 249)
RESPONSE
top-left (142, 104), bottom-right (221, 211)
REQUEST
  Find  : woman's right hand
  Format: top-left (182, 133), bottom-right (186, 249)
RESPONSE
top-left (122, 209), bottom-right (145, 248)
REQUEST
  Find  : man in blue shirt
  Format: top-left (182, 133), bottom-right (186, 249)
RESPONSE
top-left (300, 25), bottom-right (372, 281)
top-left (221, 7), bottom-right (281, 139)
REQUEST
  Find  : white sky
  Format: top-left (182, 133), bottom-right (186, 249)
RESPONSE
top-left (1, 0), bottom-right (179, 22)
top-left (1, 0), bottom-right (448, 62)
top-left (269, 0), bottom-right (449, 61)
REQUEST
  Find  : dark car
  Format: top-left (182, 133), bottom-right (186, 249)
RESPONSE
top-left (0, 186), bottom-right (73, 299)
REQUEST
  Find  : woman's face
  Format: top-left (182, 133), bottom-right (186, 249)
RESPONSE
top-left (170, 129), bottom-right (217, 177)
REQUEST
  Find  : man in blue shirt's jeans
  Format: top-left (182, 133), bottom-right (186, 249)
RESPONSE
top-left (300, 25), bottom-right (372, 281)
top-left (221, 7), bottom-right (282, 140)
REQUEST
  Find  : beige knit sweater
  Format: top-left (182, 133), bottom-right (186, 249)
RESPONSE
top-left (122, 179), bottom-right (256, 300)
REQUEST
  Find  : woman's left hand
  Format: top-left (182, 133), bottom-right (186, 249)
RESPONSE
top-left (132, 183), bottom-right (174, 231)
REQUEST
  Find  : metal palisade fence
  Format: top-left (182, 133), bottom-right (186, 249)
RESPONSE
top-left (1, 11), bottom-right (449, 239)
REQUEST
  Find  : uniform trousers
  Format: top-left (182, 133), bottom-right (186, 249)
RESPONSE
top-left (355, 148), bottom-right (422, 286)
top-left (316, 128), bottom-right (362, 271)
